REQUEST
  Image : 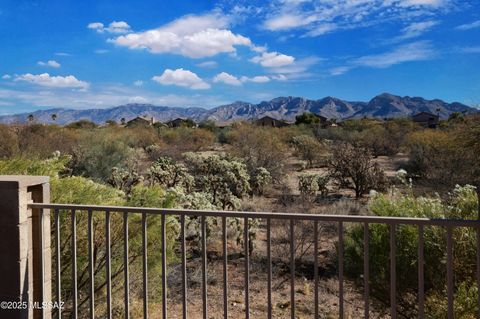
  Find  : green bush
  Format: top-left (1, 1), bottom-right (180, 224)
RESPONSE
top-left (344, 184), bottom-right (479, 317)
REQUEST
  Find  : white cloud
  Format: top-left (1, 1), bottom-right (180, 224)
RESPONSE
top-left (55, 52), bottom-right (70, 56)
top-left (14, 73), bottom-right (89, 89)
top-left (268, 56), bottom-right (322, 75)
top-left (88, 21), bottom-right (131, 34)
top-left (152, 68), bottom-right (210, 90)
top-left (2, 74), bottom-right (11, 80)
top-left (38, 60), bottom-right (61, 68)
top-left (241, 75), bottom-right (271, 83)
top-left (455, 20), bottom-right (480, 31)
top-left (329, 66), bottom-right (351, 76)
top-left (213, 72), bottom-right (242, 86)
top-left (271, 74), bottom-right (288, 81)
top-left (133, 80), bottom-right (143, 86)
top-left (128, 96), bottom-right (149, 104)
top-left (250, 51), bottom-right (295, 67)
top-left (261, 0), bottom-right (452, 37)
top-left (111, 13), bottom-right (251, 59)
top-left (196, 61), bottom-right (218, 68)
top-left (303, 23), bottom-right (338, 37)
top-left (263, 13), bottom-right (317, 31)
top-left (0, 86), bottom-right (229, 110)
top-left (394, 20), bottom-right (438, 41)
top-left (353, 41), bottom-right (434, 68)
top-left (398, 0), bottom-right (445, 7)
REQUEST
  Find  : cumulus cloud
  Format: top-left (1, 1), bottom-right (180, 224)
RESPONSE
top-left (14, 73), bottom-right (89, 89)
top-left (2, 74), bottom-right (11, 80)
top-left (88, 21), bottom-right (131, 34)
top-left (213, 72), bottom-right (242, 86)
top-left (133, 80), bottom-right (143, 86)
top-left (111, 13), bottom-right (251, 58)
top-left (455, 20), bottom-right (480, 31)
top-left (250, 51), bottom-right (295, 67)
top-left (38, 60), bottom-right (61, 68)
top-left (152, 68), bottom-right (210, 90)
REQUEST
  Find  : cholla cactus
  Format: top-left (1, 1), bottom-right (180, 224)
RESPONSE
top-left (148, 156), bottom-right (193, 190)
top-left (299, 174), bottom-right (320, 201)
top-left (107, 167), bottom-right (142, 195)
top-left (184, 152), bottom-right (250, 210)
top-left (250, 167), bottom-right (272, 195)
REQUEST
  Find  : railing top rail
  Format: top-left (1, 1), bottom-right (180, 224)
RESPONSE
top-left (28, 203), bottom-right (480, 227)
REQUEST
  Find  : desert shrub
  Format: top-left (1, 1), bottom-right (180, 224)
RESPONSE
top-left (69, 132), bottom-right (137, 182)
top-left (0, 153), bottom-right (70, 178)
top-left (329, 142), bottom-right (387, 198)
top-left (228, 124), bottom-right (288, 181)
top-left (145, 143), bottom-right (167, 161)
top-left (406, 130), bottom-right (460, 182)
top-left (250, 167), bottom-right (272, 196)
top-left (65, 120), bottom-right (97, 129)
top-left (160, 127), bottom-right (215, 154)
top-left (147, 156), bottom-right (193, 189)
top-left (295, 112), bottom-right (323, 125)
top-left (17, 124), bottom-right (79, 158)
top-left (0, 124), bottom-right (19, 158)
top-left (291, 135), bottom-right (325, 167)
top-left (344, 185), bottom-right (479, 317)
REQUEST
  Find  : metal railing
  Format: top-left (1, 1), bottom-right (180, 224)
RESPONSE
top-left (28, 203), bottom-right (480, 319)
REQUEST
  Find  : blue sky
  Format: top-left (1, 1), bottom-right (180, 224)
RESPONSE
top-left (0, 0), bottom-right (479, 114)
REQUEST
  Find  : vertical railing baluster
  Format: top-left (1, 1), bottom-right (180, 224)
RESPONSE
top-left (142, 213), bottom-right (148, 319)
top-left (55, 209), bottom-right (62, 319)
top-left (222, 216), bottom-right (228, 319)
top-left (123, 212), bottom-right (129, 319)
top-left (88, 209), bottom-right (95, 319)
top-left (338, 221), bottom-right (344, 319)
top-left (201, 215), bottom-right (208, 319)
top-left (71, 209), bottom-right (78, 319)
top-left (390, 224), bottom-right (396, 319)
top-left (106, 210), bottom-right (112, 319)
top-left (244, 217), bottom-right (250, 319)
top-left (39, 207), bottom-right (45, 319)
top-left (446, 226), bottom-right (454, 319)
top-left (161, 214), bottom-right (167, 319)
top-left (314, 221), bottom-right (319, 319)
top-left (55, 208), bottom-right (62, 319)
top-left (364, 222), bottom-right (370, 319)
top-left (181, 215), bottom-right (187, 319)
top-left (290, 219), bottom-right (295, 319)
top-left (418, 225), bottom-right (424, 319)
top-left (267, 218), bottom-right (272, 319)
top-left (477, 226), bottom-right (480, 319)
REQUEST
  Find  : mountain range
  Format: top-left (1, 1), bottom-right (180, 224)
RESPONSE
top-left (0, 93), bottom-right (476, 125)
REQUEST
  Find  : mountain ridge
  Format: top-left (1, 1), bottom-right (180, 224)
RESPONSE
top-left (0, 93), bottom-right (476, 125)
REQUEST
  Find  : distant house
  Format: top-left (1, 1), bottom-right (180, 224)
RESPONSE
top-left (126, 116), bottom-right (155, 127)
top-left (411, 112), bottom-right (439, 128)
top-left (255, 116), bottom-right (290, 128)
top-left (165, 118), bottom-right (196, 128)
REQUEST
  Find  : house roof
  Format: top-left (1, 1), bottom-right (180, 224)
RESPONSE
top-left (412, 111), bottom-right (439, 118)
